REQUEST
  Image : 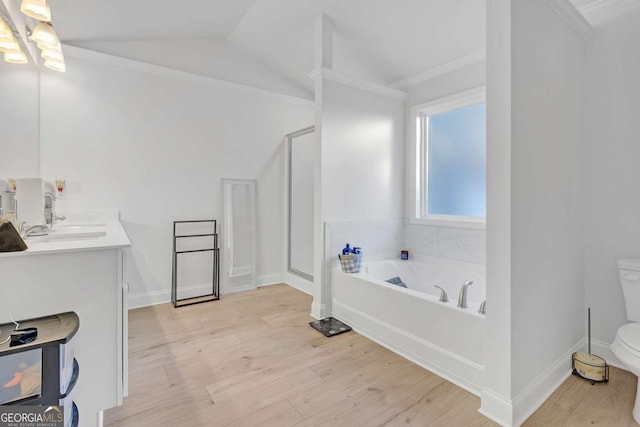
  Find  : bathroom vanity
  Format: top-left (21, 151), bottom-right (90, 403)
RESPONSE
top-left (0, 214), bottom-right (130, 426)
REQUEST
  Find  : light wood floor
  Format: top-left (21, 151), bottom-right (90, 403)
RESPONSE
top-left (104, 284), bottom-right (638, 426)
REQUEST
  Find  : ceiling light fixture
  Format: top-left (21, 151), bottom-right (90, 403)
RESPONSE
top-left (30, 21), bottom-right (58, 46)
top-left (0, 19), bottom-right (12, 40)
top-left (20, 0), bottom-right (51, 22)
top-left (41, 49), bottom-right (62, 61)
top-left (31, 22), bottom-right (65, 71)
top-left (4, 51), bottom-right (28, 64)
top-left (0, 34), bottom-right (19, 52)
top-left (0, 18), bottom-right (28, 63)
top-left (2, 2), bottom-right (66, 71)
top-left (43, 58), bottom-right (64, 72)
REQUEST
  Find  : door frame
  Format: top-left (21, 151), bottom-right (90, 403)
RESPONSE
top-left (285, 126), bottom-right (315, 282)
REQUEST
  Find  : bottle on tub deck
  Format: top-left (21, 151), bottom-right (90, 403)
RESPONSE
top-left (339, 243), bottom-right (362, 273)
top-left (341, 243), bottom-right (361, 255)
top-left (342, 243), bottom-right (351, 255)
top-left (401, 250), bottom-right (409, 260)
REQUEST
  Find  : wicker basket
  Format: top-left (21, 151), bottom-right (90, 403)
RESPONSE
top-left (339, 253), bottom-right (362, 273)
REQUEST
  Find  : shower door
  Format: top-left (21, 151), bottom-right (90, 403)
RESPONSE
top-left (287, 126), bottom-right (315, 281)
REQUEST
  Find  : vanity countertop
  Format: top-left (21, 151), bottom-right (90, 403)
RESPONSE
top-left (0, 220), bottom-right (131, 258)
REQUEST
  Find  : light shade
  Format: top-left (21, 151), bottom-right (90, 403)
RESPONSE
top-left (21, 0), bottom-right (51, 22)
top-left (4, 51), bottom-right (28, 64)
top-left (41, 49), bottom-right (63, 61)
top-left (0, 19), bottom-right (12, 40)
top-left (0, 35), bottom-right (20, 53)
top-left (44, 58), bottom-right (65, 72)
top-left (31, 21), bottom-right (59, 47)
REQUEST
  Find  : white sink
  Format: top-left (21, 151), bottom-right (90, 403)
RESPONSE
top-left (26, 228), bottom-right (107, 243)
top-left (58, 222), bottom-right (107, 229)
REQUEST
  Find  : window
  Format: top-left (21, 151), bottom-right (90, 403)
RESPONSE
top-left (412, 87), bottom-right (486, 227)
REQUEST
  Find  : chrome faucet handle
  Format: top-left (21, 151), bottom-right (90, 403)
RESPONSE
top-left (478, 300), bottom-right (486, 314)
top-left (53, 215), bottom-right (66, 223)
top-left (457, 280), bottom-right (474, 308)
top-left (21, 224), bottom-right (49, 238)
top-left (433, 285), bottom-right (448, 303)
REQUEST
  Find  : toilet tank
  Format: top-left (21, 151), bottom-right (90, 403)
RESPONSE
top-left (618, 259), bottom-right (640, 322)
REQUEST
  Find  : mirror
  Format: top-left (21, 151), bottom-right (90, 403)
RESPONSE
top-left (287, 126), bottom-right (315, 281)
top-left (221, 179), bottom-right (257, 293)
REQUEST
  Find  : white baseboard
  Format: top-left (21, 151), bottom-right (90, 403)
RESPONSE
top-left (128, 273), bottom-right (306, 309)
top-left (257, 273), bottom-right (284, 287)
top-left (128, 283), bottom-right (212, 309)
top-left (283, 272), bottom-right (313, 295)
top-left (512, 338), bottom-right (585, 426)
top-left (479, 388), bottom-right (514, 427)
top-left (479, 337), bottom-right (611, 427)
top-left (591, 338), bottom-right (624, 369)
top-left (332, 299), bottom-right (484, 397)
top-left (222, 283), bottom-right (258, 295)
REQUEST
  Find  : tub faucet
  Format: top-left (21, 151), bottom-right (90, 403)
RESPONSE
top-left (433, 285), bottom-right (448, 303)
top-left (478, 300), bottom-right (486, 315)
top-left (457, 280), bottom-right (474, 308)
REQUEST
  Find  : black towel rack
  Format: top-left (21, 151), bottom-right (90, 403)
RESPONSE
top-left (171, 219), bottom-right (220, 308)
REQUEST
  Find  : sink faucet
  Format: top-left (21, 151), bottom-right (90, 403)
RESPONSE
top-left (20, 223), bottom-right (49, 239)
top-left (0, 179), bottom-right (15, 218)
top-left (457, 280), bottom-right (474, 308)
top-left (44, 181), bottom-right (58, 225)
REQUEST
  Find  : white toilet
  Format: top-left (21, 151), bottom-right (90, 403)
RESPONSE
top-left (612, 258), bottom-right (640, 423)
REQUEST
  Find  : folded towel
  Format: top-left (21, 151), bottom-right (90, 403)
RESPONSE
top-left (385, 276), bottom-right (407, 288)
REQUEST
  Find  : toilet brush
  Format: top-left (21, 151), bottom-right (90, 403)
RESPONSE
top-left (572, 307), bottom-right (609, 384)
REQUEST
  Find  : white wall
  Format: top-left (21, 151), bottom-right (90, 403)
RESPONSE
top-left (584, 6), bottom-right (640, 347)
top-left (481, 0), bottom-right (513, 423)
top-left (510, 0), bottom-right (586, 416)
top-left (313, 77), bottom-right (405, 318)
top-left (483, 1), bottom-right (587, 424)
top-left (0, 62), bottom-right (39, 178)
top-left (321, 79), bottom-right (405, 222)
top-left (37, 55), bottom-right (313, 304)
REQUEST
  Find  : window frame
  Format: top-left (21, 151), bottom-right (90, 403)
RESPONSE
top-left (409, 86), bottom-right (486, 229)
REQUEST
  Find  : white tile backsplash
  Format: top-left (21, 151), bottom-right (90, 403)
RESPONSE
top-left (326, 218), bottom-right (404, 262)
top-left (326, 218), bottom-right (485, 266)
top-left (403, 222), bottom-right (438, 256)
top-left (437, 226), bottom-right (486, 264)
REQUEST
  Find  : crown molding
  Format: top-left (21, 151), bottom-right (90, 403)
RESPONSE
top-left (309, 67), bottom-right (408, 101)
top-left (61, 44), bottom-right (314, 107)
top-left (545, 0), bottom-right (594, 40)
top-left (578, 0), bottom-right (640, 25)
top-left (389, 50), bottom-right (486, 90)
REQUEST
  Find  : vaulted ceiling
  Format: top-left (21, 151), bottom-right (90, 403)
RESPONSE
top-left (15, 0), bottom-right (606, 98)
top-left (45, 0), bottom-right (485, 99)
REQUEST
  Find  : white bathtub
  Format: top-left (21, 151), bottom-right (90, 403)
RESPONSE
top-left (363, 258), bottom-right (486, 310)
top-left (331, 255), bottom-right (486, 395)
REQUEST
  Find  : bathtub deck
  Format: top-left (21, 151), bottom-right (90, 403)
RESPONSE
top-left (104, 284), bottom-right (636, 426)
